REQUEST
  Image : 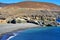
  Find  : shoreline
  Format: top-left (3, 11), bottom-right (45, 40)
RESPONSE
top-left (0, 23), bottom-right (40, 37)
top-left (0, 26), bottom-right (60, 40)
top-left (0, 27), bottom-right (40, 40)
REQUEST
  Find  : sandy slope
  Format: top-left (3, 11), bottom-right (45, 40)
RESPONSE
top-left (0, 23), bottom-right (39, 35)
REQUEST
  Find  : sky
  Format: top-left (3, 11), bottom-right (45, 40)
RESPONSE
top-left (0, 0), bottom-right (60, 5)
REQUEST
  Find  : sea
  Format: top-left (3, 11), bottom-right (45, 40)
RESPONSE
top-left (1, 26), bottom-right (60, 40)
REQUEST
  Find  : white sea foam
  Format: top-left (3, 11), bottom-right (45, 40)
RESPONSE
top-left (7, 33), bottom-right (17, 40)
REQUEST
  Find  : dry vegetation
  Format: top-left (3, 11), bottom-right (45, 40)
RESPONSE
top-left (0, 1), bottom-right (60, 18)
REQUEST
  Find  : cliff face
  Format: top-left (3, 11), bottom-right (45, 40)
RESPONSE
top-left (0, 1), bottom-right (60, 18)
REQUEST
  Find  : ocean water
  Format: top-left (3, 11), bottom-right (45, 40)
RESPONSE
top-left (1, 26), bottom-right (60, 40)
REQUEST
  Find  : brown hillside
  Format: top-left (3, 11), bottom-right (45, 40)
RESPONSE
top-left (4, 1), bottom-right (60, 10)
top-left (0, 1), bottom-right (60, 18)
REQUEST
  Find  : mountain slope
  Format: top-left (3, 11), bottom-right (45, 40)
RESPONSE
top-left (4, 1), bottom-right (60, 10)
top-left (0, 3), bottom-right (10, 7)
top-left (0, 1), bottom-right (60, 18)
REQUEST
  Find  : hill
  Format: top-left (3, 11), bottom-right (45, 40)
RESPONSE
top-left (0, 1), bottom-right (60, 18)
top-left (0, 3), bottom-right (10, 7)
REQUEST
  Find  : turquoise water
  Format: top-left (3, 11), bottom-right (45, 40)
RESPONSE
top-left (1, 26), bottom-right (60, 40)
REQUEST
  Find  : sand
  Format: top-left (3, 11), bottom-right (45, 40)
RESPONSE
top-left (0, 23), bottom-right (39, 35)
